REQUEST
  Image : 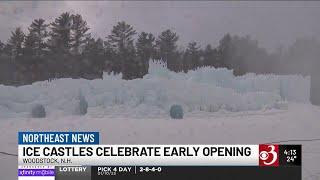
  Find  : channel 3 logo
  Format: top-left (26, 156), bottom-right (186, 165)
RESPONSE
top-left (259, 144), bottom-right (279, 167)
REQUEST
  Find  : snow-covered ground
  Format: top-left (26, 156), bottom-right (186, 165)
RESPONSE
top-left (0, 62), bottom-right (318, 179)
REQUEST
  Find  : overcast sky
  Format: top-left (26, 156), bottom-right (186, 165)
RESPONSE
top-left (0, 1), bottom-right (319, 52)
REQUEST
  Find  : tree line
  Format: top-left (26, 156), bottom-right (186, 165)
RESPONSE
top-left (0, 12), bottom-right (319, 86)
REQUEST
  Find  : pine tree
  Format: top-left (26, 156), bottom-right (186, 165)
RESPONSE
top-left (84, 38), bottom-right (104, 56)
top-left (104, 40), bottom-right (119, 74)
top-left (23, 32), bottom-right (37, 57)
top-left (218, 33), bottom-right (234, 70)
top-left (47, 12), bottom-right (74, 78)
top-left (203, 44), bottom-right (213, 67)
top-left (82, 37), bottom-right (105, 78)
top-left (183, 41), bottom-right (201, 72)
top-left (229, 35), bottom-right (270, 75)
top-left (203, 44), bottom-right (220, 68)
top-left (23, 32), bottom-right (42, 82)
top-left (136, 32), bottom-right (155, 76)
top-left (6, 27), bottom-right (25, 59)
top-left (0, 40), bottom-right (4, 55)
top-left (107, 21), bottom-right (136, 52)
top-left (107, 21), bottom-right (137, 79)
top-left (27, 19), bottom-right (49, 57)
top-left (156, 29), bottom-right (179, 71)
top-left (22, 19), bottom-right (49, 82)
top-left (49, 12), bottom-right (73, 54)
top-left (71, 14), bottom-right (90, 55)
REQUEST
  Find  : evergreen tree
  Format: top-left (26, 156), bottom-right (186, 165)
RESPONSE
top-left (136, 32), bottom-right (155, 76)
top-left (285, 37), bottom-right (320, 75)
top-left (20, 19), bottom-right (49, 82)
top-left (183, 41), bottom-right (201, 72)
top-left (1, 15), bottom-right (309, 85)
top-left (27, 18), bottom-right (49, 57)
top-left (217, 33), bottom-right (234, 70)
top-left (23, 31), bottom-right (43, 82)
top-left (203, 45), bottom-right (223, 68)
top-left (0, 40), bottom-right (4, 55)
top-left (6, 27), bottom-right (25, 59)
top-left (107, 21), bottom-right (137, 79)
top-left (23, 32), bottom-right (37, 57)
top-left (4, 28), bottom-right (27, 84)
top-left (230, 35), bottom-right (271, 75)
top-left (104, 40), bottom-right (119, 74)
top-left (107, 21), bottom-right (136, 53)
top-left (84, 38), bottom-right (104, 56)
top-left (82, 37), bottom-right (105, 78)
top-left (203, 44), bottom-right (214, 67)
top-left (48, 12), bottom-right (74, 78)
top-left (71, 14), bottom-right (90, 55)
top-left (156, 29), bottom-right (180, 71)
top-left (49, 12), bottom-right (73, 54)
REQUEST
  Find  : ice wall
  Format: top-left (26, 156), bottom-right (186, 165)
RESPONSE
top-left (0, 61), bottom-right (310, 118)
top-left (146, 61), bottom-right (310, 102)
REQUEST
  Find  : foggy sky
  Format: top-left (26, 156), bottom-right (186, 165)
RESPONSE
top-left (0, 1), bottom-right (320, 52)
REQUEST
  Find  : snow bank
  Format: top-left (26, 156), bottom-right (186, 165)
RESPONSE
top-left (0, 61), bottom-right (310, 118)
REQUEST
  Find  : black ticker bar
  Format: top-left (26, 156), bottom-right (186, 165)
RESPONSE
top-left (56, 145), bottom-right (302, 180)
top-left (91, 166), bottom-right (301, 180)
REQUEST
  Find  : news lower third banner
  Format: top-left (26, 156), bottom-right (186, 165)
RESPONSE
top-left (17, 132), bottom-right (302, 180)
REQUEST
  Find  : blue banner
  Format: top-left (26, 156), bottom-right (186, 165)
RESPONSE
top-left (18, 132), bottom-right (99, 145)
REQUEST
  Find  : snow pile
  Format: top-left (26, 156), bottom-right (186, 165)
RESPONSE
top-left (0, 61), bottom-right (310, 118)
